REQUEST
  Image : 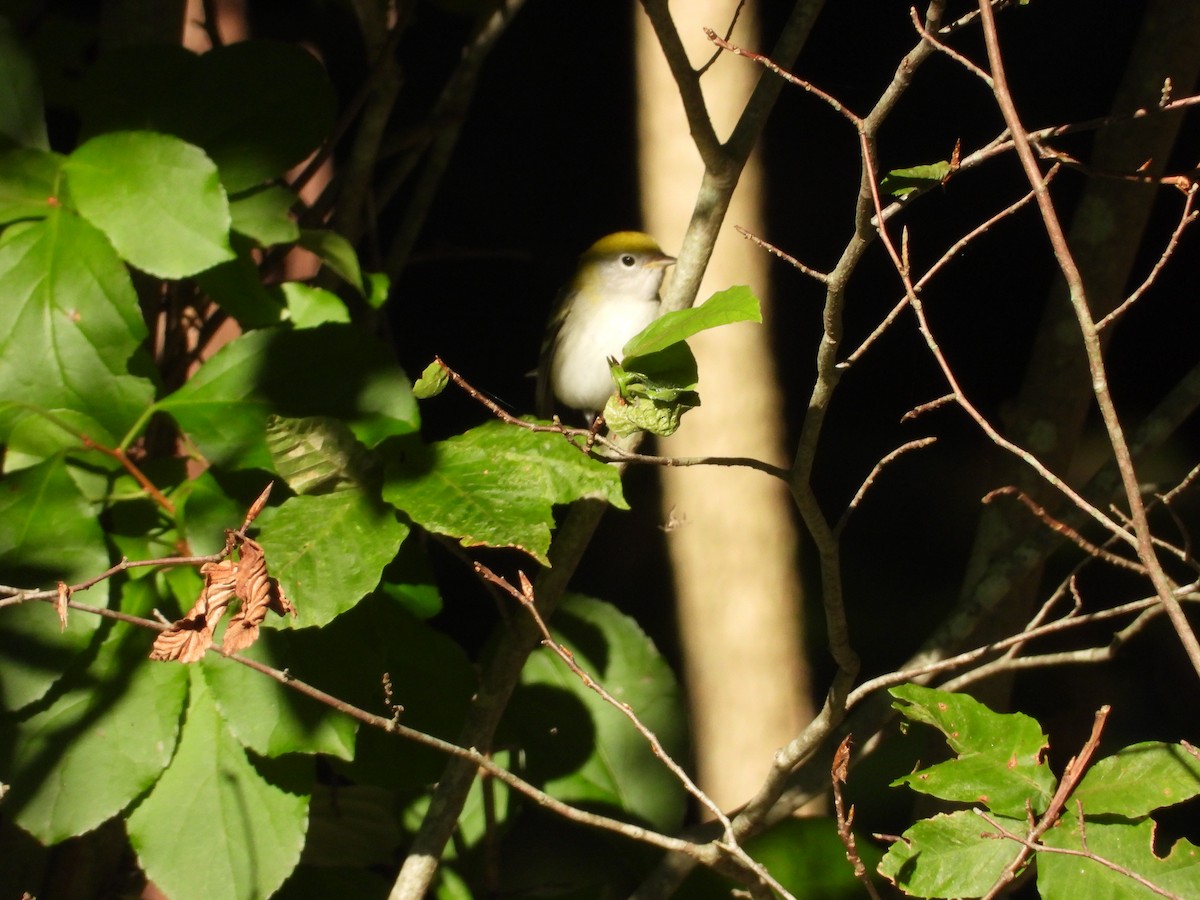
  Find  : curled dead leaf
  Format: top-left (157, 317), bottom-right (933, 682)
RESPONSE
top-left (150, 560), bottom-right (238, 663)
top-left (222, 537), bottom-right (295, 654)
top-left (150, 487), bottom-right (296, 663)
top-left (55, 581), bottom-right (70, 632)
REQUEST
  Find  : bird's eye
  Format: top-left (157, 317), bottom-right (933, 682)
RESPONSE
top-left (620, 254), bottom-right (636, 267)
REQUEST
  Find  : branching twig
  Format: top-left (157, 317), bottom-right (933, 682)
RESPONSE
top-left (1098, 184), bottom-right (1200, 330)
top-left (982, 705), bottom-right (1110, 897)
top-left (474, 563), bottom-right (796, 900)
top-left (79, 435), bottom-right (176, 516)
top-left (974, 0), bottom-right (1200, 678)
top-left (982, 486), bottom-right (1146, 574)
top-left (976, 808), bottom-right (1182, 899)
top-left (432, 357), bottom-right (793, 481)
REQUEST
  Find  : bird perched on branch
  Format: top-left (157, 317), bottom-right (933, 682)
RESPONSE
top-left (536, 231), bottom-right (675, 422)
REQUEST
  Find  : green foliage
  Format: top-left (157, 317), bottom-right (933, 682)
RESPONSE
top-left (880, 160), bottom-right (953, 198)
top-left (605, 286), bottom-right (761, 436)
top-left (383, 421), bottom-right (627, 564)
top-left (0, 23), bottom-right (687, 898)
top-left (509, 595), bottom-right (689, 832)
top-left (880, 685), bottom-right (1200, 898)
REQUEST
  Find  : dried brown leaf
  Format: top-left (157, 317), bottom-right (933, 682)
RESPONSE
top-left (833, 735), bottom-right (852, 784)
top-left (55, 581), bottom-right (69, 632)
top-left (242, 482), bottom-right (274, 531)
top-left (222, 538), bottom-right (294, 654)
top-left (150, 560), bottom-right (238, 663)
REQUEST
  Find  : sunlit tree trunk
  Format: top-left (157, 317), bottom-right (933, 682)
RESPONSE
top-left (635, 0), bottom-right (814, 812)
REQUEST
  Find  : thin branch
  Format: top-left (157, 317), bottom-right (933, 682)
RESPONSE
top-left (982, 706), bottom-right (1110, 899)
top-left (976, 0), bottom-right (1200, 678)
top-left (836, 438), bottom-right (937, 536)
top-left (475, 564), bottom-right (795, 900)
top-left (696, 0), bottom-right (747, 78)
top-left (831, 738), bottom-right (883, 900)
top-left (707, 30), bottom-right (861, 126)
top-left (982, 486), bottom-right (1146, 574)
top-left (198, 0), bottom-right (223, 49)
top-left (79, 435), bottom-right (176, 516)
top-left (432, 357), bottom-right (792, 481)
top-left (844, 175), bottom-right (1048, 367)
top-left (910, 6), bottom-right (992, 86)
top-left (860, 135), bottom-right (1138, 550)
top-left (735, 225), bottom-right (829, 283)
top-left (1098, 184), bottom-right (1200, 330)
top-left (3, 551), bottom-right (714, 863)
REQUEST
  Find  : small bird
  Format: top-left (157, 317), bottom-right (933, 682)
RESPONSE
top-left (536, 232), bottom-right (676, 421)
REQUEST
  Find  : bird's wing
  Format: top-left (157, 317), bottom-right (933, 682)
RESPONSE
top-left (534, 288), bottom-right (573, 419)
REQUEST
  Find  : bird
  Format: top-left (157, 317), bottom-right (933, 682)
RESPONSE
top-left (535, 231), bottom-right (675, 422)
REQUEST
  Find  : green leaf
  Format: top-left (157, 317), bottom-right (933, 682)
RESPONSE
top-left (230, 184), bottom-right (300, 247)
top-left (0, 210), bottom-right (155, 440)
top-left (412, 360), bottom-right (450, 399)
top-left (621, 285), bottom-right (761, 358)
top-left (0, 456), bottom-right (109, 710)
top-left (0, 17), bottom-right (49, 149)
top-left (507, 596), bottom-right (688, 832)
top-left (605, 343), bottom-right (701, 437)
top-left (0, 147), bottom-right (62, 224)
top-left (63, 130), bottom-right (234, 277)
top-left (1039, 817), bottom-right (1200, 898)
top-left (890, 684), bottom-right (1056, 817)
top-left (297, 228), bottom-right (365, 295)
top-left (376, 537), bottom-right (443, 619)
top-left (256, 489), bottom-right (409, 628)
top-left (880, 161), bottom-right (952, 198)
top-left (1, 583), bottom-right (188, 843)
top-left (280, 283), bottom-right (351, 328)
top-left (201, 630), bottom-right (358, 760)
top-left (194, 234), bottom-right (286, 328)
top-left (127, 670), bottom-right (311, 900)
top-left (365, 271), bottom-right (391, 309)
top-left (878, 810), bottom-right (1025, 897)
top-left (80, 41), bottom-right (336, 193)
top-left (318, 594), bottom-right (476, 791)
top-left (382, 421), bottom-right (627, 565)
top-left (175, 469), bottom-right (246, 557)
top-left (1, 409), bottom-right (113, 473)
top-left (157, 324), bottom-right (420, 470)
top-left (1073, 741), bottom-right (1200, 817)
top-left (265, 415), bottom-right (372, 495)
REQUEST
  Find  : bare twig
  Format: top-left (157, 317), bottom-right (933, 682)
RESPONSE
top-left (1, 552), bottom-right (713, 864)
top-left (735, 225), bottom-right (829, 283)
top-left (831, 738), bottom-right (883, 900)
top-left (1098, 184), bottom-right (1200, 330)
top-left (910, 6), bottom-right (992, 86)
top-left (836, 438), bottom-right (937, 536)
top-left (981, 706), bottom-right (1111, 898)
top-left (432, 357), bottom-right (792, 481)
top-left (975, 0), bottom-right (1200, 678)
top-left (844, 176), bottom-right (1049, 367)
top-left (474, 563), bottom-right (795, 900)
top-left (982, 486), bottom-right (1146, 574)
top-left (696, 0), bottom-right (748, 78)
top-left (707, 30), bottom-right (862, 126)
top-left (80, 435), bottom-right (176, 516)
